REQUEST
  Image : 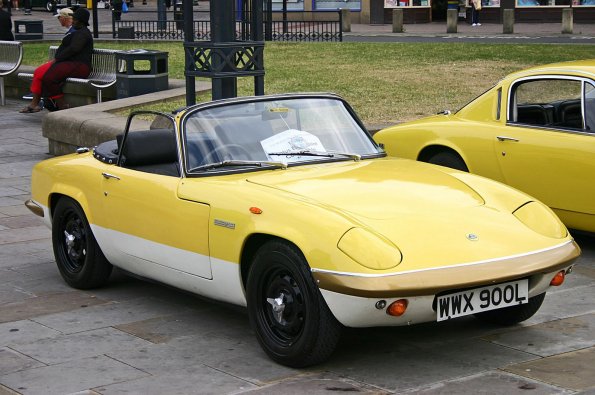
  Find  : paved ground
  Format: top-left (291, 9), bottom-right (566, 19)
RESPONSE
top-left (0, 97), bottom-right (594, 394)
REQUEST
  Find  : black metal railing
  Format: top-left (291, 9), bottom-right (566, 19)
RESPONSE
top-left (112, 10), bottom-right (342, 42)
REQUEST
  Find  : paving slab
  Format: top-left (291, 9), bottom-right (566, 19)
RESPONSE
top-left (0, 189), bottom-right (27, 199)
top-left (0, 226), bottom-right (49, 245)
top-left (9, 327), bottom-right (153, 365)
top-left (0, 286), bottom-right (35, 305)
top-left (325, 335), bottom-right (537, 393)
top-left (108, 331), bottom-right (300, 385)
top-left (483, 313), bottom-right (595, 357)
top-left (0, 355), bottom-right (148, 395)
top-left (575, 265), bottom-right (595, 281)
top-left (95, 366), bottom-right (256, 395)
top-left (0, 320), bottom-right (61, 348)
top-left (0, 205), bottom-right (36, 218)
top-left (0, 215), bottom-right (44, 230)
top-left (526, 284), bottom-right (595, 325)
top-left (0, 269), bottom-right (71, 298)
top-left (0, 291), bottom-right (108, 324)
top-left (6, 261), bottom-right (60, 280)
top-left (31, 297), bottom-right (198, 334)
top-left (0, 348), bottom-right (46, 375)
top-left (0, 144), bottom-right (48, 157)
top-left (0, 161), bottom-right (41, 179)
top-left (408, 370), bottom-right (573, 394)
top-left (0, 198), bottom-right (25, 209)
top-left (242, 373), bottom-right (386, 394)
top-left (114, 309), bottom-right (249, 343)
top-left (504, 347), bottom-right (595, 392)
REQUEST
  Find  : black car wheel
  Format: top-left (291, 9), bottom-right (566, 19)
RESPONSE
top-left (52, 197), bottom-right (112, 289)
top-left (45, 1), bottom-right (53, 12)
top-left (474, 293), bottom-right (546, 326)
top-left (246, 240), bottom-right (342, 368)
top-left (427, 151), bottom-right (469, 172)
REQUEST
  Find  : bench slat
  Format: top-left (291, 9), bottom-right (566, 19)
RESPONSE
top-left (0, 40), bottom-right (24, 105)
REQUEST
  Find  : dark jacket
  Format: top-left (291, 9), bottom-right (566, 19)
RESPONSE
top-left (0, 8), bottom-right (14, 41)
top-left (54, 25), bottom-right (93, 66)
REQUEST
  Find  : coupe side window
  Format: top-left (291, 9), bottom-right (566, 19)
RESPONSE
top-left (510, 79), bottom-right (583, 130)
top-left (585, 83), bottom-right (595, 131)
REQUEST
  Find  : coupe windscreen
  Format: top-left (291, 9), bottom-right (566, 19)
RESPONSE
top-left (183, 97), bottom-right (382, 173)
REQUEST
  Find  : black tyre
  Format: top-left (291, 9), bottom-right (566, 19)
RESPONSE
top-left (45, 1), bottom-right (53, 12)
top-left (427, 151), bottom-right (469, 172)
top-left (474, 293), bottom-right (546, 326)
top-left (52, 197), bottom-right (112, 289)
top-left (246, 240), bottom-right (342, 368)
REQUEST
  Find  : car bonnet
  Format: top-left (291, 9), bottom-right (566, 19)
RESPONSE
top-left (245, 157), bottom-right (485, 220)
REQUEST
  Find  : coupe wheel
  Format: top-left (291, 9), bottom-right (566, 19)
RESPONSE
top-left (427, 151), bottom-right (468, 172)
top-left (52, 197), bottom-right (112, 289)
top-left (246, 240), bottom-right (342, 367)
top-left (474, 293), bottom-right (546, 326)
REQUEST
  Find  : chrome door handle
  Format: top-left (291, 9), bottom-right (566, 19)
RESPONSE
top-left (102, 172), bottom-right (120, 180)
top-left (497, 136), bottom-right (520, 142)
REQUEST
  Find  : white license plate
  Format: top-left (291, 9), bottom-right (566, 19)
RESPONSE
top-left (437, 279), bottom-right (528, 322)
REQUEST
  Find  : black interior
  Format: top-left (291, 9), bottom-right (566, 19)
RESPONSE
top-left (516, 99), bottom-right (583, 129)
top-left (92, 129), bottom-right (180, 177)
top-left (120, 129), bottom-right (180, 176)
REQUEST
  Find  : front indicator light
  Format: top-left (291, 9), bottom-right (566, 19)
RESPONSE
top-left (387, 299), bottom-right (408, 316)
top-left (550, 270), bottom-right (565, 286)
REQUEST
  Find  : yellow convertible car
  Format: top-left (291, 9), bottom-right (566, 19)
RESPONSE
top-left (374, 60), bottom-right (595, 233)
top-left (27, 93), bottom-right (580, 367)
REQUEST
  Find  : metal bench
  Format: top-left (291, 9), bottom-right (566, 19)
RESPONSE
top-left (18, 46), bottom-right (119, 103)
top-left (0, 41), bottom-right (24, 106)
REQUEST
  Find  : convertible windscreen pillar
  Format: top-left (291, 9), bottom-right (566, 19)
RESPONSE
top-left (184, 0), bottom-right (265, 103)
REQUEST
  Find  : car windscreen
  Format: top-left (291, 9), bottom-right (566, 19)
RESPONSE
top-left (182, 97), bottom-right (382, 173)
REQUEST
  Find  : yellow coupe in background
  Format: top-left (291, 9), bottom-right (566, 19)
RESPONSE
top-left (375, 60), bottom-right (595, 233)
top-left (27, 93), bottom-right (580, 367)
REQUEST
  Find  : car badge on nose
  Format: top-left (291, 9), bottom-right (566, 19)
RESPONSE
top-left (466, 233), bottom-right (479, 241)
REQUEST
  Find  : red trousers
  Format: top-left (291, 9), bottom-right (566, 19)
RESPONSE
top-left (31, 61), bottom-right (90, 99)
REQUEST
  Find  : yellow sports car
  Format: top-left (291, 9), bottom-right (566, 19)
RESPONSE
top-left (374, 60), bottom-right (595, 233)
top-left (27, 93), bottom-right (580, 367)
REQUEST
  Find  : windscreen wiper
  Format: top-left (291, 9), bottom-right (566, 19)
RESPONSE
top-left (189, 160), bottom-right (287, 173)
top-left (267, 150), bottom-right (361, 161)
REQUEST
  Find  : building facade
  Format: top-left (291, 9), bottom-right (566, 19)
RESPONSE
top-left (270, 0), bottom-right (594, 24)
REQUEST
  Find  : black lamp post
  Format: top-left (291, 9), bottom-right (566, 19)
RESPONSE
top-left (184, 0), bottom-right (265, 105)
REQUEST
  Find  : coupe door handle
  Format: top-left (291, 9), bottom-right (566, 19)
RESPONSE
top-left (497, 136), bottom-right (520, 142)
top-left (102, 172), bottom-right (120, 180)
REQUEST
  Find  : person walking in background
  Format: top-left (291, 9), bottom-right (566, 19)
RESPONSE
top-left (112, 0), bottom-right (122, 21)
top-left (0, 0), bottom-right (14, 40)
top-left (19, 8), bottom-right (93, 113)
top-left (471, 0), bottom-right (482, 26)
top-left (22, 0), bottom-right (30, 14)
top-left (10, 0), bottom-right (17, 10)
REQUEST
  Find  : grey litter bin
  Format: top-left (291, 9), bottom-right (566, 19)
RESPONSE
top-left (115, 49), bottom-right (169, 99)
top-left (14, 20), bottom-right (43, 40)
top-left (118, 26), bottom-right (135, 39)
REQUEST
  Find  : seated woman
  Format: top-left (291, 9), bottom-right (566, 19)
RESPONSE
top-left (20, 8), bottom-right (93, 113)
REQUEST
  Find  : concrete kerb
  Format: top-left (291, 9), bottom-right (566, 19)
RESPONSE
top-left (42, 79), bottom-right (211, 155)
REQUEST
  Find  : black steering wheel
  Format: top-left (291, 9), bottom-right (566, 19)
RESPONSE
top-left (201, 144), bottom-right (252, 165)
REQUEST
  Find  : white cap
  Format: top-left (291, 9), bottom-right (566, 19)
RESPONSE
top-left (55, 8), bottom-right (73, 17)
